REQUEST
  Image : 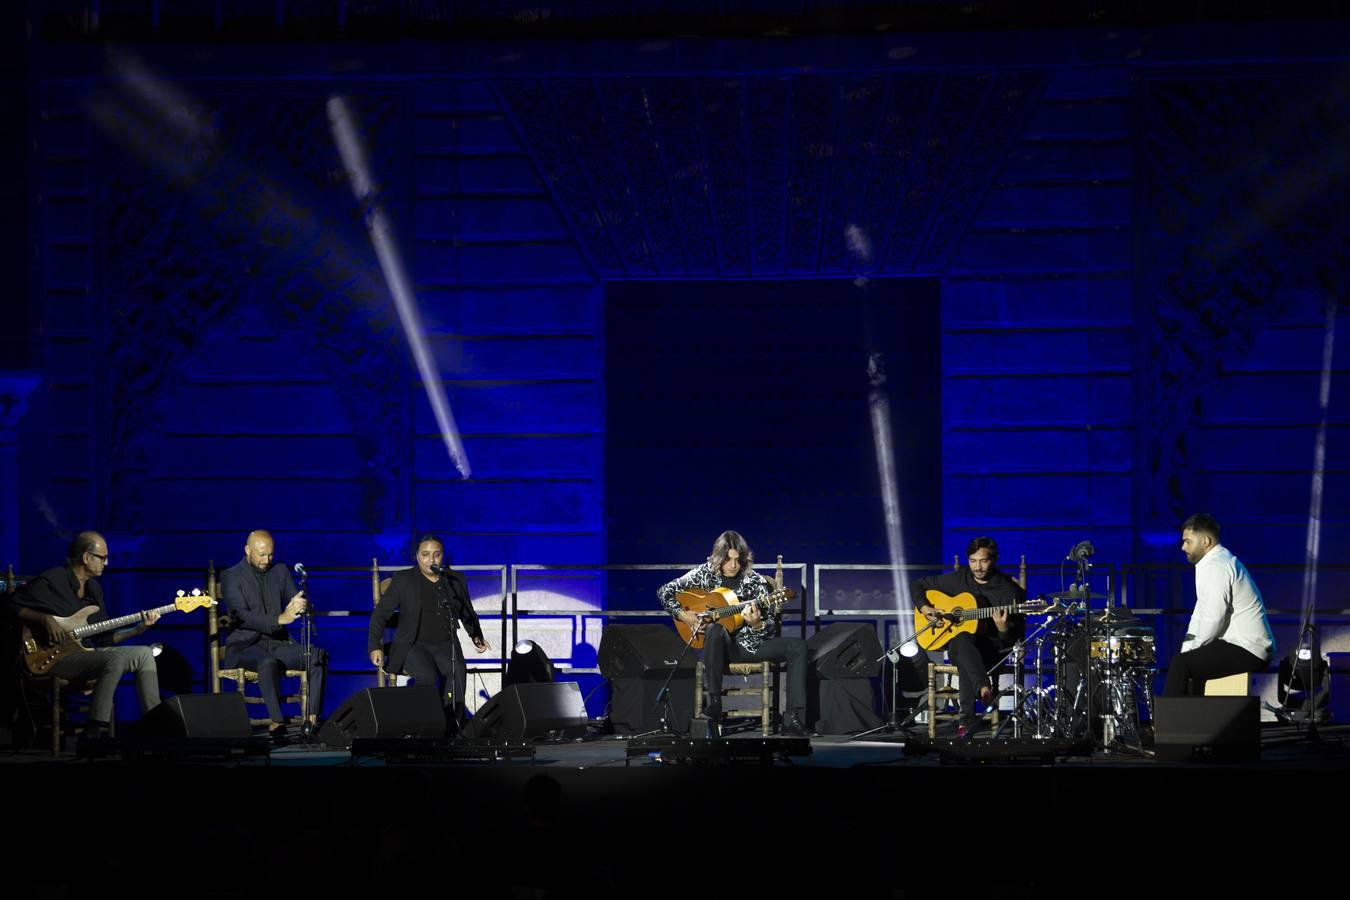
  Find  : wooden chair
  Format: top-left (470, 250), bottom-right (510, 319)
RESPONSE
top-left (371, 558), bottom-right (407, 687)
top-left (693, 659), bottom-right (776, 736)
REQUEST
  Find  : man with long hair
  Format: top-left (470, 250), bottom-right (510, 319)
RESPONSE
top-left (369, 534), bottom-right (491, 732)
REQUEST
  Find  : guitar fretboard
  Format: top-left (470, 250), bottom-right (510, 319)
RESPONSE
top-left (71, 603), bottom-right (179, 639)
top-left (953, 603), bottom-right (1019, 621)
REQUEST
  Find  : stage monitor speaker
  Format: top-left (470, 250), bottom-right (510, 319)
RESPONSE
top-left (461, 682), bottom-right (588, 742)
top-left (140, 693), bottom-right (252, 738)
top-left (807, 622), bottom-right (883, 679)
top-left (598, 625), bottom-right (696, 679)
top-left (806, 678), bottom-right (881, 735)
top-left (610, 677), bottom-right (695, 734)
top-left (317, 686), bottom-right (445, 750)
top-left (1154, 696), bottom-right (1260, 762)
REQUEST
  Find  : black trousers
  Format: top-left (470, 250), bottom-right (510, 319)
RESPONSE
top-left (1163, 641), bottom-right (1266, 697)
top-left (701, 627), bottom-right (807, 717)
top-left (231, 640), bottom-right (327, 724)
top-left (901, 633), bottom-right (1000, 728)
top-left (404, 640), bottom-right (468, 722)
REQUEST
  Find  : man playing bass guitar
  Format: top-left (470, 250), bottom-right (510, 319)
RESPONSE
top-left (658, 530), bottom-right (810, 739)
top-left (5, 531), bottom-right (162, 743)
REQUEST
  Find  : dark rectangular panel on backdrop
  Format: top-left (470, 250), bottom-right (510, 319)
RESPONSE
top-left (605, 278), bottom-right (940, 567)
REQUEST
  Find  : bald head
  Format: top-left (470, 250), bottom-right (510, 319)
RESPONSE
top-left (245, 530), bottom-right (275, 572)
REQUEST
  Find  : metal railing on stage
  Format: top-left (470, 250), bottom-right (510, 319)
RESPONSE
top-left (12, 557), bottom-right (1350, 719)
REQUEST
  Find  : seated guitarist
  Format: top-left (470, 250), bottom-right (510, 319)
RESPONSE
top-left (4, 531), bottom-right (162, 742)
top-left (658, 530), bottom-right (810, 739)
top-left (907, 536), bottom-right (1025, 738)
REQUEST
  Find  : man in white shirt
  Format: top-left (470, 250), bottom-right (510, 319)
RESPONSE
top-left (1163, 513), bottom-right (1275, 696)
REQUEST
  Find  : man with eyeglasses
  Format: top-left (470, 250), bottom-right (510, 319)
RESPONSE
top-left (5, 531), bottom-right (162, 743)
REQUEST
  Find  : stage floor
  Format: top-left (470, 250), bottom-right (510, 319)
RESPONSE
top-left (5, 720), bottom-right (1348, 768)
top-left (5, 723), bottom-right (1349, 897)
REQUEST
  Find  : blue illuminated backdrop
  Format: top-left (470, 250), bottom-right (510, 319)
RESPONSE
top-left (6, 16), bottom-right (1349, 719)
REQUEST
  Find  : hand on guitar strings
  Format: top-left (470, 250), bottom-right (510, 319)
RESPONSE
top-left (40, 614), bottom-right (72, 645)
top-left (678, 610), bottom-right (706, 633)
top-left (140, 609), bottom-right (161, 631)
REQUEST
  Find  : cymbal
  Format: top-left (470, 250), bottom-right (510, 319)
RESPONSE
top-left (1091, 608), bottom-right (1140, 625)
top-left (1045, 590), bottom-right (1108, 601)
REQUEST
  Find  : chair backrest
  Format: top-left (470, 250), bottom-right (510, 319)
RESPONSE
top-left (206, 561), bottom-right (224, 691)
top-left (372, 558), bottom-right (392, 687)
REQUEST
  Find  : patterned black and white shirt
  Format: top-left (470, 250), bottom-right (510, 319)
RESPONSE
top-left (657, 562), bottom-right (780, 655)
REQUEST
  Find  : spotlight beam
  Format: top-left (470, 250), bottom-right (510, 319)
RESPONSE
top-left (846, 224), bottom-right (915, 640)
top-left (327, 95), bottom-right (472, 478)
top-left (1300, 298), bottom-right (1338, 625)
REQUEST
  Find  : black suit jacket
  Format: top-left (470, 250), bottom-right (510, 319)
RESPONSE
top-left (220, 557), bottom-right (300, 665)
top-left (368, 567), bottom-right (483, 675)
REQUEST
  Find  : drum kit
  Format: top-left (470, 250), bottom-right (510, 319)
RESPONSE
top-left (997, 589), bottom-right (1157, 752)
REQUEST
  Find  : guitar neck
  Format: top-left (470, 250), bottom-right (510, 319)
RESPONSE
top-left (961, 602), bottom-right (1021, 621)
top-left (709, 595), bottom-right (784, 620)
top-left (71, 603), bottom-right (178, 639)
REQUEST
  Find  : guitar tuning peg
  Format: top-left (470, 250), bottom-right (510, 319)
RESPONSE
top-left (176, 589), bottom-right (186, 597)
top-left (191, 588), bottom-right (201, 596)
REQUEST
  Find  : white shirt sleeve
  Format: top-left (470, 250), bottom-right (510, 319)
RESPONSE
top-left (1182, 557), bottom-right (1231, 653)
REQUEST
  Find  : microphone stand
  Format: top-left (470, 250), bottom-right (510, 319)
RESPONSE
top-left (434, 570), bottom-right (464, 737)
top-left (634, 616), bottom-right (705, 739)
top-left (296, 566), bottom-right (318, 744)
top-left (851, 616), bottom-right (947, 740)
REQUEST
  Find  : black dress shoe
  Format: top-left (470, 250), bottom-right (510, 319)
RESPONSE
top-left (76, 721), bottom-right (112, 756)
top-left (781, 713), bottom-right (813, 737)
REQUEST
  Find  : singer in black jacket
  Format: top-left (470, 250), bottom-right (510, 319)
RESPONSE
top-left (368, 535), bottom-right (491, 729)
top-left (219, 530), bottom-right (328, 733)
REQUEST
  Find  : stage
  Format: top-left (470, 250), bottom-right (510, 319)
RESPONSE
top-left (5, 723), bottom-right (1347, 897)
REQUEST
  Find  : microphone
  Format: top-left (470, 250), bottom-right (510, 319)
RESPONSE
top-left (293, 563), bottom-right (308, 579)
top-left (1067, 540), bottom-right (1095, 562)
top-left (429, 563), bottom-right (449, 575)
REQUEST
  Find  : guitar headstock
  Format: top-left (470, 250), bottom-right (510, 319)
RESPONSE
top-left (175, 588), bottom-right (217, 612)
top-left (1020, 599), bottom-right (1049, 614)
